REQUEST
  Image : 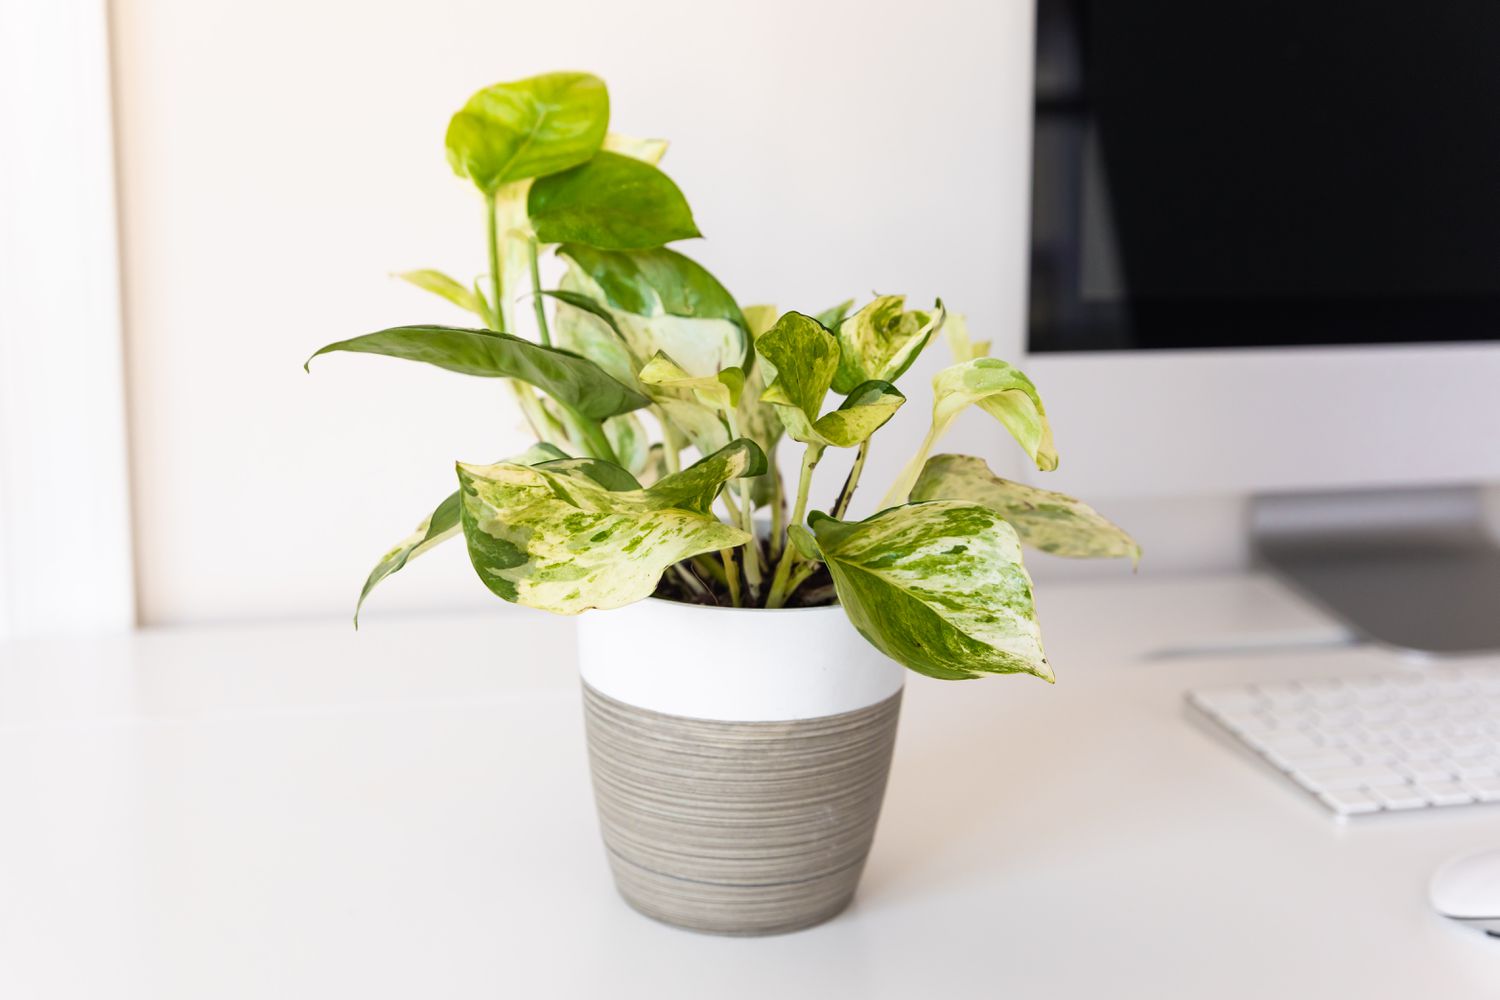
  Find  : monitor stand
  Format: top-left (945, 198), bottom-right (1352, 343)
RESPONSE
top-left (1252, 486), bottom-right (1500, 655)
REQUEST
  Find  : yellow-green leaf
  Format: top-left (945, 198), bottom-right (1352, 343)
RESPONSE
top-left (445, 72), bottom-right (609, 194)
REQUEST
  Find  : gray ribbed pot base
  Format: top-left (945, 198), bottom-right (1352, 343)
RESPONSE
top-left (582, 682), bottom-right (903, 936)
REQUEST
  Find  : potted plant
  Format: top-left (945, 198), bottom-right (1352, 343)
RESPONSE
top-left (307, 71), bottom-right (1138, 935)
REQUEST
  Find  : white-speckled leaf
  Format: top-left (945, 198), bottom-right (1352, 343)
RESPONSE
top-left (805, 502), bottom-right (1050, 682)
top-left (933, 358), bottom-right (1058, 471)
top-left (604, 412), bottom-right (650, 475)
top-left (881, 356), bottom-right (1059, 509)
top-left (911, 454), bottom-right (1139, 563)
top-left (355, 442), bottom-right (568, 625)
top-left (832, 296), bottom-right (945, 394)
top-left (458, 441), bottom-right (759, 614)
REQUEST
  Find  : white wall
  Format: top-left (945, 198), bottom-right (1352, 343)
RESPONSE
top-left (111, 0), bottom-right (1063, 625)
top-left (0, 0), bottom-right (134, 638)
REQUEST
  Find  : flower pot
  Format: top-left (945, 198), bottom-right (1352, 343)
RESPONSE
top-left (577, 597), bottom-right (905, 936)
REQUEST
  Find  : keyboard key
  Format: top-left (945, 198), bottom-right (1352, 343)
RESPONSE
top-left (1188, 673), bottom-right (1500, 819)
top-left (1466, 776), bottom-right (1500, 803)
top-left (1191, 689), bottom-right (1265, 715)
top-left (1318, 789), bottom-right (1381, 816)
top-left (1418, 781), bottom-right (1475, 807)
top-left (1292, 764), bottom-right (1405, 792)
top-left (1397, 760), bottom-right (1454, 784)
top-left (1270, 748), bottom-right (1359, 771)
top-left (1371, 785), bottom-right (1427, 810)
top-left (1451, 757), bottom-right (1498, 779)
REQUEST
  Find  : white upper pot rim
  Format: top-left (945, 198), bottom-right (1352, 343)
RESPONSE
top-left (575, 594), bottom-right (905, 722)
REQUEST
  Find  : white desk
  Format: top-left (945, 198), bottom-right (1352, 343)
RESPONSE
top-left (3, 574), bottom-right (1499, 998)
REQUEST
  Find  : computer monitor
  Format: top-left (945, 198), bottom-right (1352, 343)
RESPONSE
top-left (1021, 0), bottom-right (1500, 652)
top-left (1021, 0), bottom-right (1500, 504)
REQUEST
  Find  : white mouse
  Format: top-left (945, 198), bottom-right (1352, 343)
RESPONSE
top-left (1431, 850), bottom-right (1500, 935)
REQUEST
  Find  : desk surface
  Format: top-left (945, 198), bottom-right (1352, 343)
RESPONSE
top-left (3, 574), bottom-right (1499, 998)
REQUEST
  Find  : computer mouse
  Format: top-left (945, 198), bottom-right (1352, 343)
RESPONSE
top-left (1431, 850), bottom-right (1500, 935)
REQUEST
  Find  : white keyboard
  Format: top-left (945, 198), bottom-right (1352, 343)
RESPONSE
top-left (1188, 666), bottom-right (1500, 819)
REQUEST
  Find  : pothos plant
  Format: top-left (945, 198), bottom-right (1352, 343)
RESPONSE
top-left (307, 71), bottom-right (1138, 683)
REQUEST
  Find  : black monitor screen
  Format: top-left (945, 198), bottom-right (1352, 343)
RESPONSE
top-left (1028, 1), bottom-right (1500, 351)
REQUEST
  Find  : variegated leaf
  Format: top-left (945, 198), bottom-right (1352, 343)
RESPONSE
top-left (602, 133), bottom-right (669, 164)
top-left (942, 312), bottom-right (990, 362)
top-left (911, 454), bottom-right (1139, 563)
top-left (881, 356), bottom-right (1057, 507)
top-left (807, 380), bottom-right (905, 448)
top-left (804, 502), bottom-right (1051, 682)
top-left (457, 441), bottom-right (760, 614)
top-left (557, 246), bottom-right (747, 376)
top-left (638, 352), bottom-right (744, 412)
top-left (814, 298), bottom-right (855, 331)
top-left (757, 314), bottom-right (904, 448)
top-left (933, 357), bottom-right (1057, 471)
top-left (395, 270), bottom-right (487, 320)
top-left (604, 412), bottom-right (650, 475)
top-left (832, 295), bottom-right (945, 393)
top-left (355, 442), bottom-right (569, 625)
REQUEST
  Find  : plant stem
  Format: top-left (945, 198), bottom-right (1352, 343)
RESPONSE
top-left (672, 562), bottom-right (713, 603)
top-left (723, 412), bottom-right (762, 597)
top-left (484, 191), bottom-right (506, 334)
top-left (768, 445), bottom-right (785, 560)
top-left (658, 414), bottom-right (682, 474)
top-left (569, 409), bottom-right (618, 464)
top-left (766, 443), bottom-right (823, 608)
top-left (832, 439), bottom-right (870, 520)
top-left (720, 550), bottom-right (743, 607)
top-left (527, 238), bottom-right (551, 347)
top-left (880, 422), bottom-right (941, 510)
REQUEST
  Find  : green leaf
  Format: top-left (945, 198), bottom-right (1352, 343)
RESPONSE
top-left (788, 523), bottom-right (820, 561)
top-left (910, 454), bottom-right (1139, 563)
top-left (639, 352), bottom-right (744, 411)
top-left (557, 246), bottom-right (747, 375)
top-left (457, 440), bottom-right (759, 614)
top-left (529, 152), bottom-right (700, 250)
top-left (396, 270), bottom-right (486, 319)
top-left (814, 298), bottom-right (856, 332)
top-left (933, 358), bottom-right (1058, 471)
top-left (832, 295), bottom-right (945, 394)
top-left (805, 502), bottom-right (1051, 682)
top-left (558, 244), bottom-right (746, 332)
top-left (355, 442), bottom-right (568, 626)
top-left (305, 325), bottom-right (650, 421)
top-left (445, 72), bottom-right (608, 194)
top-left (809, 380), bottom-right (905, 448)
top-left (602, 133), bottom-right (668, 164)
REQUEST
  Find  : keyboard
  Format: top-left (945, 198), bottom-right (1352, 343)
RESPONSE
top-left (1187, 666), bottom-right (1500, 819)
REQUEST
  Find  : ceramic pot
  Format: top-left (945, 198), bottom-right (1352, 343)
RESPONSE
top-left (577, 598), bottom-right (905, 936)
